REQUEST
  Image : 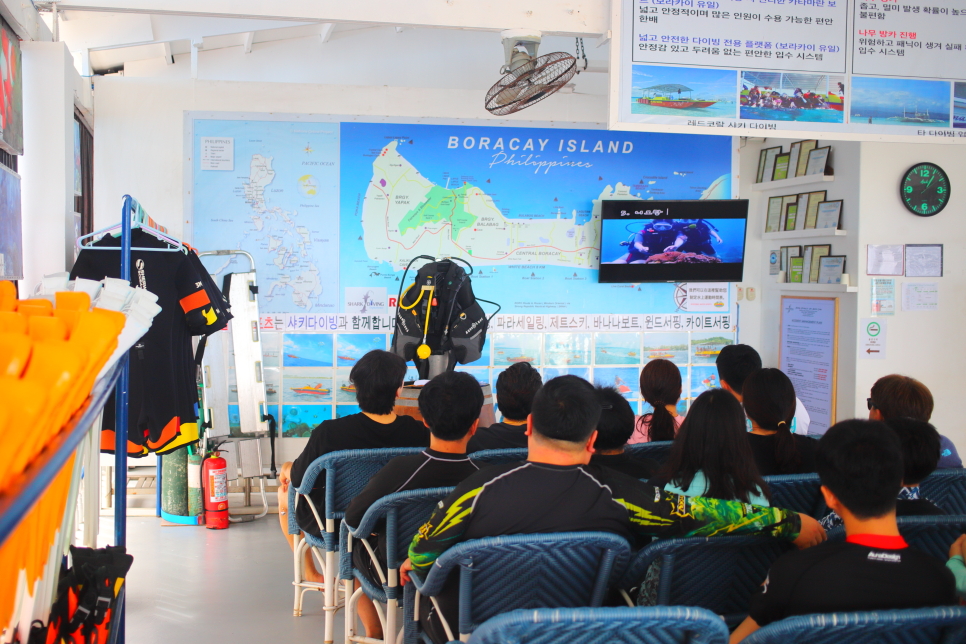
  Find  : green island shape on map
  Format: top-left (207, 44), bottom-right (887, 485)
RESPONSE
top-left (398, 184), bottom-right (478, 241)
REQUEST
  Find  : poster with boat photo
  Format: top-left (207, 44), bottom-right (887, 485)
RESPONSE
top-left (740, 72), bottom-right (845, 124)
top-left (628, 64), bottom-right (737, 121)
top-left (952, 82), bottom-right (965, 129)
top-left (850, 77), bottom-right (951, 129)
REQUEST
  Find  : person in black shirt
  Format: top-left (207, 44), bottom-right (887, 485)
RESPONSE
top-left (589, 385), bottom-right (659, 478)
top-left (400, 376), bottom-right (827, 644)
top-left (277, 350), bottom-right (428, 583)
top-left (345, 371), bottom-right (483, 639)
top-left (888, 417), bottom-right (944, 516)
top-left (742, 368), bottom-right (817, 475)
top-left (731, 420), bottom-right (956, 643)
top-left (467, 361), bottom-right (542, 452)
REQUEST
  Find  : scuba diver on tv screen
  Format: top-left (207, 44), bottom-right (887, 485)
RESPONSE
top-left (611, 220), bottom-right (679, 264)
top-left (663, 219), bottom-right (723, 256)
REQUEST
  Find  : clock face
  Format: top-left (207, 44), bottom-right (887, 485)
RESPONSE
top-left (901, 163), bottom-right (950, 217)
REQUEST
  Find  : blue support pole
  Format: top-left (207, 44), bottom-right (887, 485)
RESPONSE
top-left (113, 195), bottom-right (133, 644)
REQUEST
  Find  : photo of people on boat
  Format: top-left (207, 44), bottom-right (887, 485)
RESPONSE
top-left (740, 71), bottom-right (845, 123)
top-left (850, 76), bottom-right (951, 128)
top-left (630, 64), bottom-right (737, 118)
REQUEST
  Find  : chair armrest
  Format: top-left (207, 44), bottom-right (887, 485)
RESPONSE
top-left (286, 486), bottom-right (300, 535)
top-left (339, 521), bottom-right (354, 581)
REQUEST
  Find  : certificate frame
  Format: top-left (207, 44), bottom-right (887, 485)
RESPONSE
top-left (815, 199), bottom-right (842, 230)
top-left (807, 244), bottom-right (831, 283)
top-left (758, 147), bottom-right (777, 183)
top-left (765, 196), bottom-right (784, 233)
top-left (779, 295), bottom-right (839, 429)
top-left (773, 152), bottom-right (791, 181)
top-left (783, 202), bottom-right (798, 232)
top-left (818, 255), bottom-right (847, 284)
top-left (788, 141), bottom-right (802, 181)
top-left (789, 257), bottom-right (804, 283)
top-left (802, 190), bottom-right (827, 229)
top-left (780, 245), bottom-right (802, 274)
top-left (795, 140), bottom-right (818, 176)
top-left (760, 146), bottom-right (782, 183)
top-left (805, 146), bottom-right (831, 176)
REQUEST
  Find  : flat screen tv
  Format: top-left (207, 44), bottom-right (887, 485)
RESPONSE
top-left (598, 199), bottom-right (748, 283)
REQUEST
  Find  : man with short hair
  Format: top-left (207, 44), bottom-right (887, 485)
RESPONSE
top-left (402, 375), bottom-right (826, 644)
top-left (276, 350), bottom-right (429, 582)
top-left (731, 420), bottom-right (956, 643)
top-left (868, 374), bottom-right (961, 468)
top-left (344, 370), bottom-right (484, 639)
top-left (590, 385), bottom-right (659, 478)
top-left (716, 344), bottom-right (811, 436)
top-left (467, 361), bottom-right (542, 452)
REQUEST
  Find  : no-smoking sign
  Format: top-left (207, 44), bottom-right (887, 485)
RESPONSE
top-left (860, 318), bottom-right (886, 360)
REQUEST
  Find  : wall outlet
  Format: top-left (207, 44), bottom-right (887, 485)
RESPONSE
top-left (736, 286), bottom-right (744, 301)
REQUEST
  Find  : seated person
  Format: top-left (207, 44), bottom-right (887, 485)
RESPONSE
top-left (344, 371), bottom-right (484, 639)
top-left (731, 420), bottom-right (956, 643)
top-left (467, 361), bottom-right (542, 452)
top-left (716, 344), bottom-right (811, 436)
top-left (276, 350), bottom-right (429, 583)
top-left (868, 374), bottom-right (962, 468)
top-left (400, 375), bottom-right (826, 644)
top-left (630, 359), bottom-right (684, 444)
top-left (821, 417), bottom-right (944, 529)
top-left (742, 368), bottom-right (817, 476)
top-left (650, 388), bottom-right (769, 505)
top-left (589, 385), bottom-right (659, 478)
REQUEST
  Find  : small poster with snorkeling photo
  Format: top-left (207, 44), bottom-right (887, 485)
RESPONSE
top-left (630, 64), bottom-right (738, 119)
top-left (740, 71), bottom-right (845, 124)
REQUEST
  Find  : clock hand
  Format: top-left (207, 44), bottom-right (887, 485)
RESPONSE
top-left (924, 174), bottom-right (936, 190)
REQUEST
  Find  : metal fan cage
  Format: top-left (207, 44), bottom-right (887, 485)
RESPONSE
top-left (485, 51), bottom-right (577, 116)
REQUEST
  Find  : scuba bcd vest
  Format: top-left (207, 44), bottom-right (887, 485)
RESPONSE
top-left (391, 257), bottom-right (489, 367)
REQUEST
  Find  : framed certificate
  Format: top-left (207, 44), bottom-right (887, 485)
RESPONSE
top-left (789, 257), bottom-right (804, 283)
top-left (818, 255), bottom-right (847, 284)
top-left (795, 140), bottom-right (818, 176)
top-left (808, 245), bottom-right (831, 283)
top-left (904, 244), bottom-right (943, 278)
top-left (773, 153), bottom-right (791, 181)
top-left (758, 147), bottom-right (777, 183)
top-left (802, 190), bottom-right (827, 229)
top-left (765, 196), bottom-right (784, 233)
top-left (788, 142), bottom-right (802, 180)
top-left (805, 146), bottom-right (831, 176)
top-left (780, 245), bottom-right (802, 275)
top-left (815, 199), bottom-right (842, 229)
top-left (783, 202), bottom-right (798, 231)
top-left (760, 146), bottom-right (782, 183)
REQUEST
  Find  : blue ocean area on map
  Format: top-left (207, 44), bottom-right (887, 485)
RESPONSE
top-left (191, 118), bottom-right (733, 315)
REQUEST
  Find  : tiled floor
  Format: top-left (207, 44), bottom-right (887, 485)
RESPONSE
top-left (112, 517), bottom-right (342, 644)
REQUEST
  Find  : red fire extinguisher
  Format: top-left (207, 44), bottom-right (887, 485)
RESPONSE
top-left (202, 451), bottom-right (229, 530)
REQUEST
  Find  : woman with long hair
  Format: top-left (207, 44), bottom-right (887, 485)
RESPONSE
top-left (742, 368), bottom-right (817, 475)
top-left (655, 388), bottom-right (770, 505)
top-left (629, 359), bottom-right (683, 444)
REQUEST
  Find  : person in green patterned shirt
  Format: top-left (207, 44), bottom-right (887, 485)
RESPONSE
top-left (399, 376), bottom-right (826, 643)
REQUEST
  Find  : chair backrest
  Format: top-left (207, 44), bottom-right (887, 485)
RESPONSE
top-left (421, 531), bottom-right (631, 636)
top-left (920, 469), bottom-right (966, 515)
top-left (740, 606), bottom-right (966, 644)
top-left (829, 516), bottom-right (966, 562)
top-left (625, 441), bottom-right (673, 464)
top-left (469, 606), bottom-right (730, 644)
top-left (469, 448), bottom-right (527, 466)
top-left (618, 535), bottom-right (793, 627)
top-left (763, 474), bottom-right (826, 516)
top-left (291, 447), bottom-right (424, 533)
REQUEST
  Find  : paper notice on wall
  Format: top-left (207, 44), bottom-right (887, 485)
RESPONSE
top-left (769, 251), bottom-right (780, 276)
top-left (201, 137), bottom-right (234, 170)
top-left (860, 318), bottom-right (887, 360)
top-left (683, 283), bottom-right (729, 312)
top-left (902, 282), bottom-right (939, 312)
top-left (870, 278), bottom-right (895, 316)
top-left (867, 245), bottom-right (904, 276)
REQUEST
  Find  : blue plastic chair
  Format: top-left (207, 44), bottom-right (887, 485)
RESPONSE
top-left (468, 448), bottom-right (527, 466)
top-left (827, 515), bottom-right (966, 562)
top-left (920, 469), bottom-right (966, 515)
top-left (625, 441), bottom-right (673, 464)
top-left (287, 447), bottom-right (423, 641)
top-left (740, 606), bottom-right (966, 644)
top-left (406, 532), bottom-right (632, 643)
top-left (341, 486), bottom-right (455, 644)
top-left (763, 474), bottom-right (826, 516)
top-left (618, 535), bottom-right (792, 628)
top-left (469, 606), bottom-right (730, 644)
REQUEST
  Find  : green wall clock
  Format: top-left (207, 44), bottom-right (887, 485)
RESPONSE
top-left (901, 162), bottom-right (950, 217)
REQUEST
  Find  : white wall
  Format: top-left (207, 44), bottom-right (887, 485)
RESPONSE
top-left (20, 41), bottom-right (91, 291)
top-left (854, 142), bottom-right (966, 450)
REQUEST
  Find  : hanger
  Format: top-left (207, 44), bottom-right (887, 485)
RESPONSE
top-left (76, 196), bottom-right (184, 253)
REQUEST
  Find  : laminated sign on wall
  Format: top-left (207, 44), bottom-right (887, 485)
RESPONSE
top-left (860, 318), bottom-right (887, 360)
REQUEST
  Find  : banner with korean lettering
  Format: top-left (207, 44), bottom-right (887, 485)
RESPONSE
top-left (612, 0), bottom-right (966, 142)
